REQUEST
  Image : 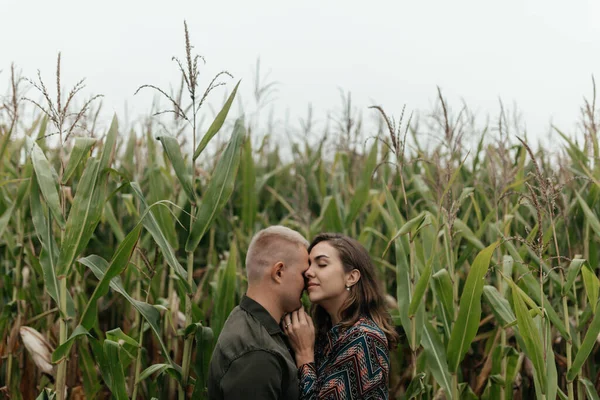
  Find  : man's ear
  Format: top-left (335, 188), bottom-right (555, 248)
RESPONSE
top-left (271, 261), bottom-right (285, 283)
top-left (346, 269), bottom-right (361, 287)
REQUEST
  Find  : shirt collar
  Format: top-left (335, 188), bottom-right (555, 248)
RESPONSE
top-left (240, 295), bottom-right (283, 335)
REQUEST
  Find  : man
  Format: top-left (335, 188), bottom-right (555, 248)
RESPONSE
top-left (207, 226), bottom-right (309, 400)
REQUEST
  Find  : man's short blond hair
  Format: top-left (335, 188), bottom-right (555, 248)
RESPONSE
top-left (246, 225), bottom-right (308, 282)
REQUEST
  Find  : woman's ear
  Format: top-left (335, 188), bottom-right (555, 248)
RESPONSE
top-left (346, 269), bottom-right (361, 287)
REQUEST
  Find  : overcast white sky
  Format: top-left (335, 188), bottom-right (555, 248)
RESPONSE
top-left (2, 0), bottom-right (599, 149)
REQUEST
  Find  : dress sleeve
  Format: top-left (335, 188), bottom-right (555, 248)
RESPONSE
top-left (298, 362), bottom-right (318, 399)
top-left (299, 331), bottom-right (390, 399)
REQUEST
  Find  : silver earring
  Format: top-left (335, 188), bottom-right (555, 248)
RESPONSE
top-left (346, 285), bottom-right (350, 291)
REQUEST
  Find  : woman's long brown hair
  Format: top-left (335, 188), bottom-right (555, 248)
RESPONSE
top-left (308, 233), bottom-right (399, 349)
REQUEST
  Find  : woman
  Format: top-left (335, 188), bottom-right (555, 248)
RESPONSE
top-left (283, 233), bottom-right (399, 399)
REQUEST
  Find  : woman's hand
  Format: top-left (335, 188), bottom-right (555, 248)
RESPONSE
top-left (283, 308), bottom-right (315, 367)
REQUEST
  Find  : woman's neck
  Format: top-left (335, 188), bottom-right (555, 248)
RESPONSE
top-left (321, 293), bottom-right (349, 325)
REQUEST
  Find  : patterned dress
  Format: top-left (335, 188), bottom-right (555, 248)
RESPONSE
top-left (298, 315), bottom-right (390, 399)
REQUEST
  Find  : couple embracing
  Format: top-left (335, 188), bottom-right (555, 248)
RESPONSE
top-left (207, 226), bottom-right (398, 399)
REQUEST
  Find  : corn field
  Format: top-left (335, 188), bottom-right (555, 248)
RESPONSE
top-left (2, 25), bottom-right (600, 400)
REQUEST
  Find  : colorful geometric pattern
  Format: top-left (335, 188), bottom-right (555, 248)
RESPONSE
top-left (299, 316), bottom-right (390, 399)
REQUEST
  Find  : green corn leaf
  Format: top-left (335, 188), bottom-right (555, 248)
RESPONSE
top-left (582, 264), bottom-right (599, 313)
top-left (432, 269), bottom-right (454, 335)
top-left (409, 260), bottom-right (433, 317)
top-left (581, 378), bottom-right (600, 400)
top-left (545, 323), bottom-right (558, 400)
top-left (193, 80), bottom-right (241, 160)
top-left (138, 363), bottom-right (182, 383)
top-left (345, 140), bottom-right (377, 225)
top-left (35, 389), bottom-right (56, 400)
top-left (98, 115), bottom-right (118, 173)
top-left (130, 182), bottom-right (193, 293)
top-left (383, 181), bottom-right (404, 227)
top-left (394, 238), bottom-right (422, 350)
top-left (404, 373), bottom-right (426, 399)
top-left (103, 340), bottom-right (129, 400)
top-left (509, 279), bottom-right (546, 392)
top-left (28, 138), bottom-right (65, 229)
top-left (103, 202), bottom-right (125, 243)
top-left (80, 223), bottom-right (141, 329)
top-left (0, 204), bottom-right (14, 239)
top-left (106, 328), bottom-right (139, 365)
top-left (30, 176), bottom-right (60, 305)
top-left (147, 166), bottom-right (178, 248)
top-left (564, 257), bottom-right (586, 296)
top-left (186, 118), bottom-right (245, 252)
top-left (453, 218), bottom-right (484, 250)
top-left (52, 325), bottom-right (91, 363)
top-left (62, 137), bottom-right (96, 184)
top-left (319, 195), bottom-right (344, 233)
top-left (211, 240), bottom-right (239, 339)
top-left (505, 348), bottom-right (522, 400)
top-left (30, 177), bottom-right (76, 317)
top-left (502, 255), bottom-right (514, 296)
top-left (192, 325), bottom-right (214, 398)
top-left (55, 114), bottom-right (117, 277)
top-left (499, 228), bottom-right (570, 340)
top-left (78, 338), bottom-right (102, 399)
top-left (157, 135), bottom-right (195, 203)
top-left (53, 223), bottom-right (141, 363)
top-left (241, 134), bottom-right (256, 232)
top-left (421, 320), bottom-right (453, 400)
top-left (447, 241), bottom-right (498, 373)
top-left (568, 300), bottom-right (600, 381)
top-left (482, 285), bottom-right (516, 327)
top-left (576, 191), bottom-right (600, 237)
top-left (385, 212), bottom-right (427, 253)
top-left (78, 254), bottom-right (176, 368)
top-left (56, 158), bottom-right (101, 276)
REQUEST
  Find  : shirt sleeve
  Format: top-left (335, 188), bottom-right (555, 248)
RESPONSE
top-left (220, 350), bottom-right (283, 400)
top-left (299, 331), bottom-right (390, 399)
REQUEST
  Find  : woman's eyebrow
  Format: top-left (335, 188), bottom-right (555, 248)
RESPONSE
top-left (313, 254), bottom-right (329, 261)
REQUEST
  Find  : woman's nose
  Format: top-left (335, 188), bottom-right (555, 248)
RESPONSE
top-left (304, 265), bottom-right (314, 278)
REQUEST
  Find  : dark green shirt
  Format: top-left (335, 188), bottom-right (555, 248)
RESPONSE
top-left (207, 295), bottom-right (300, 400)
